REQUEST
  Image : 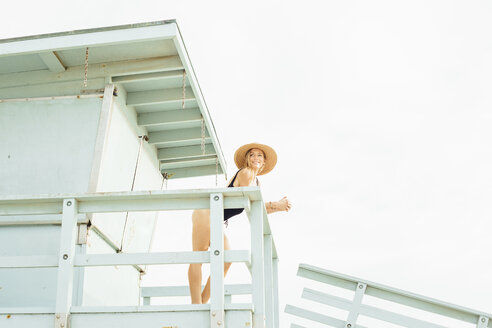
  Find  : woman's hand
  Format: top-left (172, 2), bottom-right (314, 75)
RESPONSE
top-left (276, 196), bottom-right (292, 212)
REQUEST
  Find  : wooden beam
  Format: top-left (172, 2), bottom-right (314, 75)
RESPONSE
top-left (0, 202), bottom-right (63, 216)
top-left (0, 22), bottom-right (177, 57)
top-left (126, 87), bottom-right (194, 106)
top-left (141, 284), bottom-right (252, 297)
top-left (74, 250), bottom-right (249, 267)
top-left (0, 78), bottom-right (106, 99)
top-left (0, 189), bottom-right (260, 214)
top-left (157, 144), bottom-right (215, 160)
top-left (160, 156), bottom-right (218, 170)
top-left (112, 70), bottom-right (182, 83)
top-left (161, 164), bottom-right (223, 179)
top-left (137, 108), bottom-right (201, 127)
top-left (0, 214), bottom-right (87, 226)
top-left (148, 127), bottom-right (209, 145)
top-left (38, 51), bottom-right (66, 72)
top-left (0, 56), bottom-right (182, 89)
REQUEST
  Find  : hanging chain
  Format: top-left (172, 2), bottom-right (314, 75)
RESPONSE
top-left (201, 117), bottom-right (206, 155)
top-left (161, 172), bottom-right (169, 190)
top-left (83, 47), bottom-right (89, 88)
top-left (215, 157), bottom-right (219, 187)
top-left (182, 70), bottom-right (186, 109)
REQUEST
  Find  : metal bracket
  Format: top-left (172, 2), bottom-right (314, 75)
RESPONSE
top-left (478, 316), bottom-right (489, 328)
top-left (345, 282), bottom-right (367, 328)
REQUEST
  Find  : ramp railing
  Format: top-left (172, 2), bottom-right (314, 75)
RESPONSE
top-left (286, 264), bottom-right (491, 328)
top-left (0, 187), bottom-right (279, 328)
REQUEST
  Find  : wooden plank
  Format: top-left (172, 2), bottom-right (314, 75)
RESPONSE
top-left (38, 51), bottom-right (66, 72)
top-left (0, 93), bottom-right (103, 103)
top-left (0, 214), bottom-right (88, 226)
top-left (148, 127), bottom-right (208, 145)
top-left (79, 198), bottom-right (210, 213)
top-left (70, 303), bottom-right (253, 313)
top-left (69, 308), bottom-right (253, 328)
top-left (157, 144), bottom-right (215, 160)
top-left (297, 265), bottom-right (358, 291)
top-left (76, 251), bottom-right (208, 266)
top-left (264, 235), bottom-right (275, 328)
top-left (0, 22), bottom-right (177, 57)
top-left (273, 259), bottom-right (280, 328)
top-left (345, 283), bottom-right (367, 327)
top-left (0, 56), bottom-right (182, 89)
top-left (210, 193), bottom-right (225, 328)
top-left (87, 84), bottom-right (115, 192)
top-left (112, 70), bottom-right (182, 83)
top-left (74, 250), bottom-right (249, 266)
top-left (137, 108), bottom-right (201, 126)
top-left (126, 87), bottom-right (194, 106)
top-left (54, 199), bottom-right (78, 328)
top-left (160, 157), bottom-right (218, 170)
top-left (72, 304), bottom-right (209, 313)
top-left (0, 188), bottom-right (261, 214)
top-left (161, 164), bottom-right (222, 179)
top-left (141, 284), bottom-right (252, 297)
top-left (0, 186), bottom-right (259, 202)
top-left (0, 78), bottom-right (107, 99)
top-left (0, 202), bottom-right (62, 216)
top-left (250, 200), bottom-right (265, 328)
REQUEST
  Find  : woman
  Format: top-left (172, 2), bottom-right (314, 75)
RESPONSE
top-left (188, 142), bottom-right (292, 304)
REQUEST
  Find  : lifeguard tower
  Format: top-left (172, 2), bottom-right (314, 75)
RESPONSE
top-left (1, 20), bottom-right (490, 328)
top-left (0, 21), bottom-right (279, 328)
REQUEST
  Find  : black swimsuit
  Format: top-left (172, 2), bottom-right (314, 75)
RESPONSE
top-left (223, 170), bottom-right (258, 224)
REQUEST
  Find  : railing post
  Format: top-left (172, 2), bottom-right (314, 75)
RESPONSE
top-left (72, 224), bottom-right (88, 306)
top-left (344, 282), bottom-right (367, 328)
top-left (251, 200), bottom-right (265, 327)
top-left (272, 258), bottom-right (280, 328)
top-left (54, 198), bottom-right (78, 328)
top-left (264, 234), bottom-right (274, 328)
top-left (478, 316), bottom-right (489, 328)
top-left (210, 193), bottom-right (225, 327)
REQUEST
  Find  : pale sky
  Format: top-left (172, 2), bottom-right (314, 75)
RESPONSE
top-left (2, 0), bottom-right (491, 325)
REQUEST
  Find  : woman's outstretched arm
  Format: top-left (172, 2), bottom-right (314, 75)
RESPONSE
top-left (235, 168), bottom-right (292, 214)
top-left (266, 196), bottom-right (291, 214)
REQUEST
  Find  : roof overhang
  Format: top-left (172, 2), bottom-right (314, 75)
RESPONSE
top-left (0, 21), bottom-right (227, 179)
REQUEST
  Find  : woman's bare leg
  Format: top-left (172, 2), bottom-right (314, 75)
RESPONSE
top-left (188, 209), bottom-right (210, 304)
top-left (200, 235), bottom-right (232, 304)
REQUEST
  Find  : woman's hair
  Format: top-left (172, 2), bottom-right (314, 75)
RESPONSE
top-left (244, 148), bottom-right (266, 175)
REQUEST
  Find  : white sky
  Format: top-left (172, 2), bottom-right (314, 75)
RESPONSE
top-left (2, 0), bottom-right (491, 325)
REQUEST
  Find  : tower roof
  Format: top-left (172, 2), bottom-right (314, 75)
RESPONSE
top-left (0, 20), bottom-right (226, 179)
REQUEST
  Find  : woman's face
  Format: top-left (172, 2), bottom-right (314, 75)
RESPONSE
top-left (247, 148), bottom-right (266, 171)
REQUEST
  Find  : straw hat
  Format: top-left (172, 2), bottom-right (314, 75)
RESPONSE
top-left (234, 142), bottom-right (277, 175)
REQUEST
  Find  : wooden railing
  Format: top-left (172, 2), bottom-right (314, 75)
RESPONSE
top-left (286, 264), bottom-right (491, 328)
top-left (0, 187), bottom-right (279, 328)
